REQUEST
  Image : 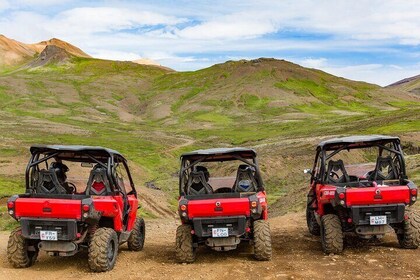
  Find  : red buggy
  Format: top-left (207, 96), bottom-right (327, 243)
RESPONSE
top-left (175, 148), bottom-right (272, 262)
top-left (305, 136), bottom-right (419, 253)
top-left (6, 145), bottom-right (145, 271)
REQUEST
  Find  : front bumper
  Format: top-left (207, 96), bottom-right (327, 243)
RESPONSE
top-left (192, 216), bottom-right (247, 238)
top-left (350, 203), bottom-right (405, 226)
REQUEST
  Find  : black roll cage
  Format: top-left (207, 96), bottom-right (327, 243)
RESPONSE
top-left (25, 150), bottom-right (137, 198)
top-left (179, 154), bottom-right (264, 195)
top-left (310, 139), bottom-right (407, 184)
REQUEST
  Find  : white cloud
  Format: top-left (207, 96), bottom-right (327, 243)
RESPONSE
top-left (300, 58), bottom-right (328, 69)
top-left (297, 59), bottom-right (420, 86)
top-left (174, 11), bottom-right (280, 40)
top-left (0, 0), bottom-right (9, 11)
top-left (90, 49), bottom-right (141, 61)
top-left (53, 7), bottom-right (183, 35)
top-left (325, 64), bottom-right (420, 86)
top-left (0, 1), bottom-right (420, 85)
top-left (14, 0), bottom-right (72, 6)
top-left (0, 11), bottom-right (53, 42)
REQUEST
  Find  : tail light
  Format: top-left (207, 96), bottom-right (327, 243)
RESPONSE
top-left (81, 200), bottom-right (92, 219)
top-left (335, 188), bottom-right (346, 206)
top-left (179, 199), bottom-right (188, 220)
top-left (408, 183), bottom-right (418, 205)
top-left (250, 200), bottom-right (258, 214)
top-left (7, 195), bottom-right (18, 218)
top-left (249, 195), bottom-right (261, 217)
top-left (82, 204), bottom-right (90, 218)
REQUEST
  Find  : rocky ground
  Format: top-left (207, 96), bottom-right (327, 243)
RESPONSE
top-left (1, 212), bottom-right (419, 280)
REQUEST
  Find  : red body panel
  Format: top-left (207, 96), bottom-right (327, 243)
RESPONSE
top-left (13, 195), bottom-right (139, 233)
top-left (126, 194), bottom-right (139, 231)
top-left (184, 191), bottom-right (268, 220)
top-left (257, 191), bottom-right (269, 220)
top-left (314, 183), bottom-right (411, 216)
top-left (345, 186), bottom-right (410, 206)
top-left (92, 196), bottom-right (124, 232)
top-left (316, 185), bottom-right (336, 205)
top-left (14, 198), bottom-right (82, 219)
top-left (187, 198), bottom-right (250, 219)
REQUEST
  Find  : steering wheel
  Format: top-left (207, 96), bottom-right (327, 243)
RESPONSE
top-left (214, 187), bottom-right (233, 193)
top-left (67, 182), bottom-right (77, 194)
top-left (329, 171), bottom-right (340, 180)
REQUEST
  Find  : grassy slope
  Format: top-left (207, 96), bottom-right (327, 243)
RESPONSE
top-left (0, 57), bottom-right (419, 225)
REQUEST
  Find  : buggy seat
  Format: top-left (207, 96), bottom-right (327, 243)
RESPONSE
top-left (326, 159), bottom-right (349, 184)
top-left (86, 165), bottom-right (112, 195)
top-left (186, 170), bottom-right (213, 195)
top-left (369, 156), bottom-right (398, 181)
top-left (234, 164), bottom-right (258, 192)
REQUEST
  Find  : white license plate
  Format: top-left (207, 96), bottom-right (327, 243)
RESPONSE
top-left (212, 228), bottom-right (229, 238)
top-left (40, 230), bottom-right (58, 241)
top-left (370, 216), bottom-right (387, 225)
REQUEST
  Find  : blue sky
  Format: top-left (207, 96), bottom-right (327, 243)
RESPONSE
top-left (1, 0), bottom-right (420, 86)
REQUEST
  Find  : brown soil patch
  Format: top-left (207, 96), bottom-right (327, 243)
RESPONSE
top-left (0, 212), bottom-right (419, 279)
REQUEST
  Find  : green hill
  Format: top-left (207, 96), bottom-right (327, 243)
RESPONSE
top-left (0, 53), bottom-right (419, 221)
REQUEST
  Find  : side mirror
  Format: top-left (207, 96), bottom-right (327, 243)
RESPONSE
top-left (303, 169), bottom-right (312, 175)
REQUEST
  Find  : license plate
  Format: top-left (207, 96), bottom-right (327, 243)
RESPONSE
top-left (370, 216), bottom-right (387, 225)
top-left (40, 230), bottom-right (58, 241)
top-left (212, 228), bottom-right (229, 237)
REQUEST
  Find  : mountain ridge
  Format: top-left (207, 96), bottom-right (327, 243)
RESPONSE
top-left (0, 34), bottom-right (89, 68)
top-left (0, 35), bottom-right (170, 70)
top-left (387, 74), bottom-right (420, 95)
top-left (30, 37), bottom-right (91, 58)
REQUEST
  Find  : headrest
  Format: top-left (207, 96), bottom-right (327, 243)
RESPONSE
top-left (50, 162), bottom-right (69, 172)
top-left (328, 160), bottom-right (345, 171)
top-left (194, 166), bottom-right (209, 181)
top-left (378, 156), bottom-right (393, 169)
top-left (238, 164), bottom-right (254, 172)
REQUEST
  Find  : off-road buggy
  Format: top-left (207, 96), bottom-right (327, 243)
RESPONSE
top-left (175, 148), bottom-right (272, 263)
top-left (6, 145), bottom-right (145, 272)
top-left (305, 135), bottom-right (419, 254)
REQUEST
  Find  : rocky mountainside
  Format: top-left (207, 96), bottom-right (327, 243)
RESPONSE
top-left (0, 35), bottom-right (36, 66)
top-left (30, 38), bottom-right (91, 58)
top-left (387, 74), bottom-right (420, 95)
top-left (0, 35), bottom-right (90, 69)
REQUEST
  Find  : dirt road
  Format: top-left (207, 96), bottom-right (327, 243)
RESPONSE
top-left (1, 212), bottom-right (419, 280)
